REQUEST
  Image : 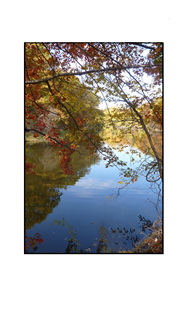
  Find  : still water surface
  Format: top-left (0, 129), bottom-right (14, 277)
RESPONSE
top-left (25, 142), bottom-right (162, 253)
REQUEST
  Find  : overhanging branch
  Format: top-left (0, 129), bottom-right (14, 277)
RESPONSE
top-left (25, 128), bottom-right (73, 150)
top-left (127, 43), bottom-right (157, 50)
top-left (25, 64), bottom-right (162, 84)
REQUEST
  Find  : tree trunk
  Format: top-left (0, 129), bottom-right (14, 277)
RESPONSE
top-left (133, 107), bottom-right (163, 181)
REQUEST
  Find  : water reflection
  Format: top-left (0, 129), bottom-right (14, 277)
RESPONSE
top-left (25, 143), bottom-right (100, 229)
top-left (25, 232), bottom-right (44, 253)
top-left (24, 215), bottom-right (156, 253)
top-left (101, 128), bottom-right (162, 185)
top-left (25, 183), bottom-right (62, 230)
top-left (25, 132), bottom-right (162, 253)
top-left (101, 127), bottom-right (162, 160)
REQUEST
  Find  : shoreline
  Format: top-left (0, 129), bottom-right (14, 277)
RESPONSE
top-left (119, 223), bottom-right (163, 253)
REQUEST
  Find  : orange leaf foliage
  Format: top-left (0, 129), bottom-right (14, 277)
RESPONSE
top-left (33, 133), bottom-right (39, 138)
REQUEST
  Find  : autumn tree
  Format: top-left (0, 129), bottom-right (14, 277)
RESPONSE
top-left (25, 42), bottom-right (162, 181)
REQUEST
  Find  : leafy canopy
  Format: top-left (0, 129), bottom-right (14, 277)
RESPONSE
top-left (25, 42), bottom-right (162, 181)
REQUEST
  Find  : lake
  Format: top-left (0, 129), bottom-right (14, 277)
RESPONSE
top-left (25, 141), bottom-right (162, 253)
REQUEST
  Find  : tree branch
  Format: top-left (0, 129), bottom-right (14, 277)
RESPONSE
top-left (25, 127), bottom-right (73, 151)
top-left (25, 64), bottom-right (161, 84)
top-left (127, 43), bottom-right (156, 50)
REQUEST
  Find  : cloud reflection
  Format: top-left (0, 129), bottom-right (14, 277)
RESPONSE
top-left (68, 177), bottom-right (116, 198)
top-left (76, 177), bottom-right (115, 189)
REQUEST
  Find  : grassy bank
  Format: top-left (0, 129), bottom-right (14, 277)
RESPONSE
top-left (25, 135), bottom-right (49, 144)
top-left (25, 131), bottom-right (69, 145)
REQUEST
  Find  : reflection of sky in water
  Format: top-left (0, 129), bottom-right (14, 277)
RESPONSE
top-left (70, 145), bottom-right (157, 199)
top-left (26, 144), bottom-right (162, 253)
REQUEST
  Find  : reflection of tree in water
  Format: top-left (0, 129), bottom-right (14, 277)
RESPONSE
top-left (25, 182), bottom-right (62, 230)
top-left (96, 225), bottom-right (109, 253)
top-left (65, 239), bottom-right (78, 253)
top-left (103, 126), bottom-right (162, 184)
top-left (50, 221), bottom-right (110, 253)
top-left (138, 215), bottom-right (153, 232)
top-left (53, 218), bottom-right (81, 253)
top-left (57, 217), bottom-right (154, 253)
top-left (92, 226), bottom-right (139, 253)
top-left (25, 214), bottom-right (155, 253)
top-left (25, 143), bottom-right (100, 230)
top-left (26, 143), bottom-right (99, 185)
top-left (103, 121), bottom-right (162, 160)
top-left (25, 232), bottom-right (44, 253)
top-left (90, 216), bottom-right (154, 253)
